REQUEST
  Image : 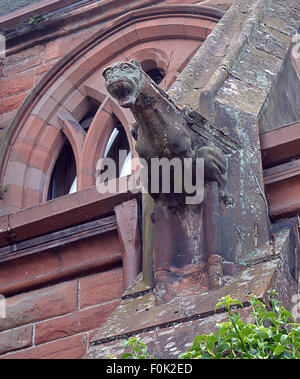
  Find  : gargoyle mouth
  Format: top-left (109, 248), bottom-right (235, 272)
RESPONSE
top-left (107, 80), bottom-right (136, 107)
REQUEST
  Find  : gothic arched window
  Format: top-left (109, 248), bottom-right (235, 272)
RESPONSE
top-left (0, 8), bottom-right (220, 212)
top-left (0, 5), bottom-right (221, 358)
top-left (47, 138), bottom-right (77, 200)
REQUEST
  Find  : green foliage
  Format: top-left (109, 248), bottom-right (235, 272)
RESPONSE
top-left (107, 337), bottom-right (156, 359)
top-left (108, 291), bottom-right (300, 359)
top-left (28, 15), bottom-right (42, 26)
top-left (179, 291), bottom-right (300, 359)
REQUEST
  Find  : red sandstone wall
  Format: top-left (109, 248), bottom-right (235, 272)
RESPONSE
top-left (0, 0), bottom-right (226, 359)
top-left (0, 270), bottom-right (123, 358)
top-left (0, 30), bottom-right (102, 357)
top-left (0, 0), bottom-right (231, 131)
top-left (0, 27), bottom-right (98, 130)
top-left (0, 231), bottom-right (124, 358)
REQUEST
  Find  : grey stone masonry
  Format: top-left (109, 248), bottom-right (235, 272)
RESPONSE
top-left (0, 0), bottom-right (42, 17)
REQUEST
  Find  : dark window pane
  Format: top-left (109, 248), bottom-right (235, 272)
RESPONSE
top-left (47, 139), bottom-right (77, 200)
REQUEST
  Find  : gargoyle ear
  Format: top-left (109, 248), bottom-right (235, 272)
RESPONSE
top-left (131, 59), bottom-right (141, 69)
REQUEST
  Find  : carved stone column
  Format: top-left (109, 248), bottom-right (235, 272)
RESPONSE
top-left (115, 199), bottom-right (142, 289)
top-left (153, 200), bottom-right (207, 303)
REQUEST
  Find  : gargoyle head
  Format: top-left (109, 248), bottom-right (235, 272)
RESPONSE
top-left (102, 60), bottom-right (144, 108)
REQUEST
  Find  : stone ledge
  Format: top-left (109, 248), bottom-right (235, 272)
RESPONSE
top-left (87, 306), bottom-right (254, 359)
top-left (86, 228), bottom-right (298, 358)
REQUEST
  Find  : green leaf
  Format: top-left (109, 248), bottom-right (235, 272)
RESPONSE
top-left (218, 326), bottom-right (230, 338)
top-left (232, 311), bottom-right (241, 324)
top-left (192, 335), bottom-right (208, 346)
top-left (280, 334), bottom-right (289, 345)
top-left (215, 299), bottom-right (227, 312)
top-left (240, 325), bottom-right (254, 338)
top-left (273, 345), bottom-right (286, 356)
top-left (216, 342), bottom-right (230, 356)
top-left (107, 292), bottom-right (300, 360)
top-left (120, 353), bottom-right (133, 359)
top-left (281, 309), bottom-right (296, 323)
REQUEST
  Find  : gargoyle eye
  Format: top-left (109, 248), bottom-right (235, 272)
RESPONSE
top-left (122, 64), bottom-right (129, 70)
top-left (104, 68), bottom-right (113, 77)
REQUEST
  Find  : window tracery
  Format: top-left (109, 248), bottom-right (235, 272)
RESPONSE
top-left (0, 10), bottom-right (219, 212)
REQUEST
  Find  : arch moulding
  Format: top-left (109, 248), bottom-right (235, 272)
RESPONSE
top-left (0, 4), bottom-right (222, 213)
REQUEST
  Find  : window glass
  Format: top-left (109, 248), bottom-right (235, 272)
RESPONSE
top-left (47, 139), bottom-right (77, 200)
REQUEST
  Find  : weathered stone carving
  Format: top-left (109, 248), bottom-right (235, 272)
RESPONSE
top-left (103, 60), bottom-right (229, 303)
top-left (103, 60), bottom-right (227, 200)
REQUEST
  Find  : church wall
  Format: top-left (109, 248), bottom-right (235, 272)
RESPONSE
top-left (0, 0), bottom-right (299, 360)
top-left (0, 0), bottom-right (228, 358)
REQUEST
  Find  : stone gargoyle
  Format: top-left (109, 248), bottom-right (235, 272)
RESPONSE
top-left (102, 60), bottom-right (227, 205)
top-left (102, 60), bottom-right (230, 302)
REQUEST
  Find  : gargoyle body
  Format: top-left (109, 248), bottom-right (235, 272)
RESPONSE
top-left (103, 60), bottom-right (227, 204)
top-left (103, 60), bottom-right (228, 302)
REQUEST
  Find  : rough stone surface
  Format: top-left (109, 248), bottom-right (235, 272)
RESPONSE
top-left (259, 51), bottom-right (300, 132)
top-left (88, 307), bottom-right (254, 359)
top-left (87, 228), bottom-right (298, 358)
top-left (0, 0), bottom-right (42, 17)
top-left (0, 281), bottom-right (77, 332)
top-left (168, 0), bottom-right (282, 263)
top-left (1, 333), bottom-right (88, 359)
top-left (0, 0), bottom-right (299, 360)
top-left (0, 326), bottom-right (32, 354)
top-left (103, 60), bottom-right (229, 302)
top-left (200, 0), bottom-right (233, 10)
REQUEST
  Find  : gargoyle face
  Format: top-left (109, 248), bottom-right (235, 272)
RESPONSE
top-left (102, 60), bottom-right (144, 108)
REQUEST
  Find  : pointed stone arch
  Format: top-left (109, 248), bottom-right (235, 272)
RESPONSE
top-left (0, 5), bottom-right (221, 213)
